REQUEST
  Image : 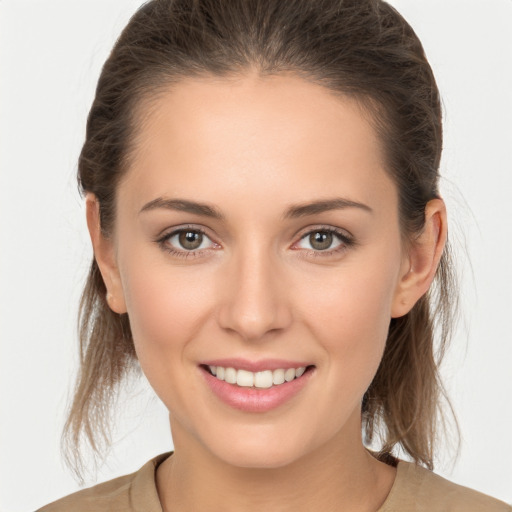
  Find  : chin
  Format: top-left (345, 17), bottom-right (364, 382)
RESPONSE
top-left (218, 446), bottom-right (304, 470)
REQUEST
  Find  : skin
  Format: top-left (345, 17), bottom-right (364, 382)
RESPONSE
top-left (88, 72), bottom-right (446, 512)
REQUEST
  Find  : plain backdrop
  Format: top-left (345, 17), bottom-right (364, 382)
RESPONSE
top-left (1, 1), bottom-right (511, 510)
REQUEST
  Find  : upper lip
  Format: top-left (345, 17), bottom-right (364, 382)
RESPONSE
top-left (200, 358), bottom-right (312, 372)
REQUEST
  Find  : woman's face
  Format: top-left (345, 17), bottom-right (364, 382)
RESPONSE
top-left (103, 74), bottom-right (411, 468)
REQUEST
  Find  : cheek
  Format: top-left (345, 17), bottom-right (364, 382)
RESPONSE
top-left (306, 255), bottom-right (398, 332)
top-left (301, 251), bottom-right (401, 388)
top-left (117, 256), bottom-right (217, 422)
top-left (118, 254), bottom-right (213, 364)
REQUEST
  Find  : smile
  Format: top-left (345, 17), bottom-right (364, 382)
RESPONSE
top-left (200, 360), bottom-right (315, 412)
top-left (208, 365), bottom-right (307, 388)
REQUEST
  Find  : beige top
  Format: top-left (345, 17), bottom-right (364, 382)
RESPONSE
top-left (38, 452), bottom-right (511, 511)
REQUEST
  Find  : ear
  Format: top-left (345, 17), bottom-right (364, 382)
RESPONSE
top-left (391, 198), bottom-right (447, 318)
top-left (86, 194), bottom-right (127, 314)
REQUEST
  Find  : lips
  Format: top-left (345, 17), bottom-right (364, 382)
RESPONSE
top-left (199, 359), bottom-right (315, 413)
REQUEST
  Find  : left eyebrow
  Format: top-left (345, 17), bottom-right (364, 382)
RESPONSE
top-left (283, 198), bottom-right (373, 219)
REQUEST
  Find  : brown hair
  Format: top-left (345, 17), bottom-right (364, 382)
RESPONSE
top-left (64, 0), bottom-right (457, 475)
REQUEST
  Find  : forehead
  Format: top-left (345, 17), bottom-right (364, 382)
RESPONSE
top-left (122, 73), bottom-right (396, 214)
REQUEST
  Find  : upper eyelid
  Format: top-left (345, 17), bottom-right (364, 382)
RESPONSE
top-left (157, 224), bottom-right (213, 241)
top-left (156, 226), bottom-right (214, 249)
top-left (294, 225), bottom-right (354, 241)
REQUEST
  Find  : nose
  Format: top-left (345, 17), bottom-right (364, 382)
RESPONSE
top-left (216, 244), bottom-right (292, 342)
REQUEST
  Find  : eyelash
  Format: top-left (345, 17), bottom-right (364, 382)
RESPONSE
top-left (155, 225), bottom-right (356, 259)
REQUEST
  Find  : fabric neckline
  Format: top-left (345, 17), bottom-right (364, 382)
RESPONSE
top-left (132, 452), bottom-right (418, 512)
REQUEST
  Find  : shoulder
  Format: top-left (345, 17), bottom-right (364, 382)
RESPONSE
top-left (36, 472), bottom-right (136, 512)
top-left (36, 453), bottom-right (170, 512)
top-left (380, 461), bottom-right (511, 512)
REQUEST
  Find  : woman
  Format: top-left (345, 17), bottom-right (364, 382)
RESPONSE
top-left (32, 0), bottom-right (510, 510)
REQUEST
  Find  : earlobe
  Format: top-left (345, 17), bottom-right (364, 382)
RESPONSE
top-left (391, 199), bottom-right (447, 318)
top-left (85, 194), bottom-right (127, 314)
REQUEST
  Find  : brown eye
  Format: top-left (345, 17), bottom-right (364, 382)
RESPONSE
top-left (309, 231), bottom-right (333, 251)
top-left (178, 230), bottom-right (203, 250)
top-left (160, 228), bottom-right (216, 255)
top-left (295, 228), bottom-right (349, 254)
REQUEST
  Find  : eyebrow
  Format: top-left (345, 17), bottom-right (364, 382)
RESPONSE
top-left (139, 198), bottom-right (224, 219)
top-left (139, 196), bottom-right (372, 220)
top-left (283, 198), bottom-right (373, 219)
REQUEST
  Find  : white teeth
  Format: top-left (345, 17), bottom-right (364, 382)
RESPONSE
top-left (284, 368), bottom-right (296, 382)
top-left (224, 367), bottom-right (237, 384)
top-left (208, 365), bottom-right (309, 388)
top-left (272, 368), bottom-right (285, 385)
top-left (236, 369), bottom-right (254, 387)
top-left (254, 370), bottom-right (273, 388)
top-left (296, 366), bottom-right (306, 377)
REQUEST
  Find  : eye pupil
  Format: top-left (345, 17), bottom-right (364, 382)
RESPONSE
top-left (309, 231), bottom-right (333, 250)
top-left (179, 231), bottom-right (202, 250)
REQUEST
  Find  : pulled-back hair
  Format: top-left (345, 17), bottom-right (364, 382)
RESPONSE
top-left (64, 0), bottom-right (457, 475)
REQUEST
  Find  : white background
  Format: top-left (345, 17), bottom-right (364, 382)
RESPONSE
top-left (1, 1), bottom-right (511, 510)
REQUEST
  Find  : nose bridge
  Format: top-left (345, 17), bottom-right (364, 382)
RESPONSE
top-left (217, 237), bottom-right (291, 341)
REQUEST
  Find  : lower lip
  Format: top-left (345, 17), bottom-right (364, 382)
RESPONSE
top-left (200, 366), bottom-right (314, 413)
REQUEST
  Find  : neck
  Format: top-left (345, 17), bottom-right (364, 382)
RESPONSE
top-left (156, 412), bottom-right (396, 512)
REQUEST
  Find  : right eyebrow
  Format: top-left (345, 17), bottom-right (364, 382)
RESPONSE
top-left (139, 197), bottom-right (224, 220)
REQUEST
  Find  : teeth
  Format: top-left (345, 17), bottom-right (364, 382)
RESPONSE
top-left (254, 370), bottom-right (273, 388)
top-left (208, 365), bottom-right (308, 388)
top-left (284, 368), bottom-right (296, 382)
top-left (295, 366), bottom-right (306, 377)
top-left (236, 369), bottom-right (254, 387)
top-left (224, 367), bottom-right (237, 384)
top-left (273, 368), bottom-right (285, 385)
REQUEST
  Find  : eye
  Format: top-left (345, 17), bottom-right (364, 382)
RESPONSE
top-left (159, 227), bottom-right (217, 254)
top-left (304, 231), bottom-right (338, 251)
top-left (294, 228), bottom-right (353, 253)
